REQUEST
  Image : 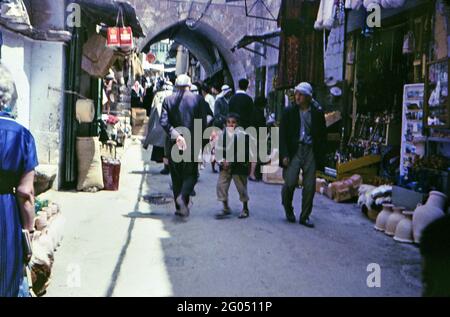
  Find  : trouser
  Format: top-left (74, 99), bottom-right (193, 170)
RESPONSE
top-left (281, 144), bottom-right (316, 221)
top-left (169, 160), bottom-right (198, 209)
top-left (217, 170), bottom-right (249, 203)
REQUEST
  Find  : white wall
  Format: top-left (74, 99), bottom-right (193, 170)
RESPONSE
top-left (1, 27), bottom-right (66, 177)
top-left (29, 40), bottom-right (65, 167)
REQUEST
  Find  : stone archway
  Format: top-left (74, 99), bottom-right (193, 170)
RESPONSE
top-left (127, 0), bottom-right (263, 87)
top-left (140, 20), bottom-right (247, 85)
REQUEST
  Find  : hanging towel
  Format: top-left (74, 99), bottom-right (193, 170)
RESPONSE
top-left (314, 0), bottom-right (336, 30)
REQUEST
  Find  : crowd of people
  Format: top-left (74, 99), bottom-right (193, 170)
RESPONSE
top-left (142, 74), bottom-right (328, 227)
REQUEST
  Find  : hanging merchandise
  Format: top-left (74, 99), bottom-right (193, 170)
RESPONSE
top-left (119, 27), bottom-right (133, 48)
top-left (106, 7), bottom-right (134, 49)
top-left (107, 26), bottom-right (120, 47)
top-left (402, 31), bottom-right (415, 55)
top-left (428, 79), bottom-right (442, 108)
top-left (314, 0), bottom-right (337, 31)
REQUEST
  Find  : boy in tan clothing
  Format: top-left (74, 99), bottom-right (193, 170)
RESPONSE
top-left (215, 113), bottom-right (250, 219)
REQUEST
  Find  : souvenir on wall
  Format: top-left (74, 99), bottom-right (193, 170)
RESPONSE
top-left (425, 59), bottom-right (449, 128)
top-left (400, 84), bottom-right (426, 178)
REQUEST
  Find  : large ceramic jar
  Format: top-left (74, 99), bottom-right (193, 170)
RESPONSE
top-left (385, 206), bottom-right (406, 236)
top-left (394, 211), bottom-right (414, 243)
top-left (375, 204), bottom-right (394, 232)
top-left (413, 191), bottom-right (447, 244)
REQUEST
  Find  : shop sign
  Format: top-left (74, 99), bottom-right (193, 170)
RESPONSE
top-left (146, 52), bottom-right (156, 64)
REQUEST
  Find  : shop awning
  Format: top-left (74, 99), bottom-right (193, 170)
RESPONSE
top-left (231, 28), bottom-right (280, 57)
top-left (75, 0), bottom-right (144, 38)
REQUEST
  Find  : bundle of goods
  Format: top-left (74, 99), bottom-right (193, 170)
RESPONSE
top-left (358, 184), bottom-right (392, 220)
top-left (131, 108), bottom-right (147, 136)
top-left (76, 136), bottom-right (104, 192)
top-left (30, 200), bottom-right (65, 296)
top-left (320, 174), bottom-right (362, 202)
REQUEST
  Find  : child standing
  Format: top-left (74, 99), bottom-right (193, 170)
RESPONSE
top-left (215, 113), bottom-right (250, 219)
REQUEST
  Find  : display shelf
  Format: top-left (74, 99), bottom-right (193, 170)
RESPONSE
top-left (400, 84), bottom-right (426, 178)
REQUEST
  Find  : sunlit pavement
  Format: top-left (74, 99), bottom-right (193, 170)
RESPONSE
top-left (44, 139), bottom-right (422, 297)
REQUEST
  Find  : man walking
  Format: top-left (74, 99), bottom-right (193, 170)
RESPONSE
top-left (160, 74), bottom-right (208, 217)
top-left (279, 82), bottom-right (327, 228)
top-left (229, 79), bottom-right (254, 129)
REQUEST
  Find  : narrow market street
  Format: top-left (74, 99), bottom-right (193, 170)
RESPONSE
top-left (42, 139), bottom-right (422, 297)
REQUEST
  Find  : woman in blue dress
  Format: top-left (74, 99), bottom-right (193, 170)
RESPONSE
top-left (0, 63), bottom-right (38, 297)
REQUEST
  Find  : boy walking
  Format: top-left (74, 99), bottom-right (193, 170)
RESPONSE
top-left (216, 113), bottom-right (250, 219)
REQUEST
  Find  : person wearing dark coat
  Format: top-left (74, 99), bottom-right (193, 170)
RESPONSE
top-left (279, 82), bottom-right (327, 228)
top-left (143, 86), bottom-right (155, 117)
top-left (249, 96), bottom-right (267, 181)
top-left (229, 79), bottom-right (254, 129)
top-left (160, 75), bottom-right (208, 218)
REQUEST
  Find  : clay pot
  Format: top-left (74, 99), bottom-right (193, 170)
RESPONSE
top-left (394, 211), bottom-right (414, 243)
top-left (374, 204), bottom-right (394, 232)
top-left (385, 206), bottom-right (406, 236)
top-left (34, 215), bottom-right (47, 231)
top-left (413, 191), bottom-right (447, 244)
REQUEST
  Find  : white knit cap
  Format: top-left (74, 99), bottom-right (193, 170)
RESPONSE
top-left (221, 85), bottom-right (231, 93)
top-left (191, 84), bottom-right (199, 92)
top-left (294, 82), bottom-right (313, 97)
top-left (175, 74), bottom-right (192, 87)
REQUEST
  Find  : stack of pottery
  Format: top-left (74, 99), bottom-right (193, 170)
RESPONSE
top-left (412, 191), bottom-right (447, 244)
top-left (374, 204), bottom-right (394, 231)
top-left (385, 206), bottom-right (406, 236)
top-left (394, 211), bottom-right (414, 243)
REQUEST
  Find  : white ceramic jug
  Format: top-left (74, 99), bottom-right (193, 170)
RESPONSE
top-left (412, 191), bottom-right (447, 244)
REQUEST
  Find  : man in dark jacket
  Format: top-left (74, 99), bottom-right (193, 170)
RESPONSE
top-left (229, 79), bottom-right (254, 129)
top-left (160, 74), bottom-right (208, 218)
top-left (279, 82), bottom-right (327, 228)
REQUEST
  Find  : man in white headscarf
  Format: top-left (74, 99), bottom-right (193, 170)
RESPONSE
top-left (160, 74), bottom-right (209, 218)
top-left (279, 82), bottom-right (327, 228)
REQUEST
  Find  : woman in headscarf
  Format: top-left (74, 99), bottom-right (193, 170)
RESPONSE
top-left (0, 63), bottom-right (38, 297)
top-left (143, 81), bottom-right (173, 174)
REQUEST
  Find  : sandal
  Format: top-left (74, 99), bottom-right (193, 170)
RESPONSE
top-left (248, 176), bottom-right (258, 182)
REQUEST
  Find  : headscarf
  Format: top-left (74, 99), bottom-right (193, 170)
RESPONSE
top-left (0, 63), bottom-right (18, 117)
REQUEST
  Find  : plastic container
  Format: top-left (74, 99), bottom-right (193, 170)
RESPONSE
top-left (102, 157), bottom-right (121, 191)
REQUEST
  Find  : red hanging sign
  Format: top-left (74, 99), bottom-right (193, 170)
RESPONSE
top-left (146, 52), bottom-right (156, 64)
top-left (107, 27), bottom-right (120, 47)
top-left (119, 27), bottom-right (133, 48)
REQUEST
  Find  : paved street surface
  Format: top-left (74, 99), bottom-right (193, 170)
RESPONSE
top-left (44, 139), bottom-right (422, 297)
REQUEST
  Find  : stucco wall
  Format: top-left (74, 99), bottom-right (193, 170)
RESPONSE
top-left (1, 27), bottom-right (65, 179)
